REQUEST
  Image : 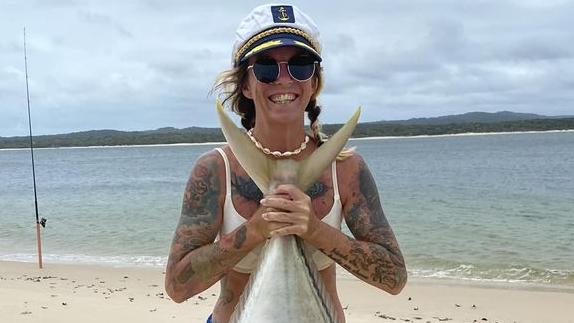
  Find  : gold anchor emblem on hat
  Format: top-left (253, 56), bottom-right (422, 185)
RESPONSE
top-left (277, 7), bottom-right (290, 21)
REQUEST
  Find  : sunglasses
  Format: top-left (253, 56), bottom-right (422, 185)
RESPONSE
top-left (247, 56), bottom-right (318, 83)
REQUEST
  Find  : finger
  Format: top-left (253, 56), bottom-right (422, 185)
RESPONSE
top-left (267, 221), bottom-right (289, 231)
top-left (272, 184), bottom-right (306, 199)
top-left (265, 221), bottom-right (291, 238)
top-left (263, 192), bottom-right (290, 199)
top-left (270, 225), bottom-right (304, 237)
top-left (260, 197), bottom-right (295, 211)
top-left (263, 211), bottom-right (294, 223)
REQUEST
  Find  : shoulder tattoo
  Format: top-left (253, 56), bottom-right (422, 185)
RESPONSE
top-left (179, 154), bottom-right (221, 227)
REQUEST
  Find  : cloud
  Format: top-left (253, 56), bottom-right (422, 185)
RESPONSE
top-left (78, 10), bottom-right (133, 38)
top-left (1, 0), bottom-right (573, 136)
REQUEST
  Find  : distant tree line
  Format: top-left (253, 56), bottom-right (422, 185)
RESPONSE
top-left (324, 118), bottom-right (574, 137)
top-left (1, 118), bottom-right (573, 149)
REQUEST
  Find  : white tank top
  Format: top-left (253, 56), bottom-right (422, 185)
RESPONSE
top-left (215, 147), bottom-right (342, 273)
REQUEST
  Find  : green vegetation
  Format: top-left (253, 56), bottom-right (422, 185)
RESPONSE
top-left (323, 117), bottom-right (574, 137)
top-left (1, 117), bottom-right (573, 149)
top-left (0, 128), bottom-right (224, 149)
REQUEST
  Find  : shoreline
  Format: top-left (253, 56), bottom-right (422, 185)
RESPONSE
top-left (1, 129), bottom-right (572, 151)
top-left (2, 260), bottom-right (574, 323)
top-left (349, 128), bottom-right (574, 141)
top-left (3, 259), bottom-right (573, 294)
top-left (0, 254), bottom-right (574, 293)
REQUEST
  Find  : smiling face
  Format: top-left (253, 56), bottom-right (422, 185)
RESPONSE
top-left (241, 46), bottom-right (319, 127)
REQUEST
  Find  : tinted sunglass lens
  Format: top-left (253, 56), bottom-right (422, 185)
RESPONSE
top-left (288, 56), bottom-right (316, 81)
top-left (253, 59), bottom-right (279, 83)
top-left (288, 64), bottom-right (315, 81)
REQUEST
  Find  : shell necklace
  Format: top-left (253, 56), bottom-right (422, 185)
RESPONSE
top-left (246, 129), bottom-right (309, 158)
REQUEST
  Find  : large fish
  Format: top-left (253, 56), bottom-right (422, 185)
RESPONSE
top-left (216, 100), bottom-right (360, 323)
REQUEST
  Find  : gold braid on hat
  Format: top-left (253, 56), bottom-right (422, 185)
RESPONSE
top-left (235, 27), bottom-right (320, 64)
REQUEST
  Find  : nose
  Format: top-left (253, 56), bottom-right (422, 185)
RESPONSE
top-left (273, 61), bottom-right (293, 84)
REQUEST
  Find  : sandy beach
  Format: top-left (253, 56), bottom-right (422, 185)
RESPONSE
top-left (1, 261), bottom-right (573, 323)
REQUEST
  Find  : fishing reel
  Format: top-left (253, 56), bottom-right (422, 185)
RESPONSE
top-left (39, 217), bottom-right (47, 228)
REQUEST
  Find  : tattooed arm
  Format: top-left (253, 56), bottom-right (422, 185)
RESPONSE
top-left (305, 154), bottom-right (407, 294)
top-left (164, 150), bottom-right (266, 303)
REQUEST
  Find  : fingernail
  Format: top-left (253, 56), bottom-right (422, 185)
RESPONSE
top-left (260, 198), bottom-right (267, 204)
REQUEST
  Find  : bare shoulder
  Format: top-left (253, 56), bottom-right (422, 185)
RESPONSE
top-left (185, 147), bottom-right (226, 194)
top-left (194, 147), bottom-right (225, 168)
top-left (336, 150), bottom-right (365, 172)
top-left (178, 147), bottom-right (227, 234)
top-left (335, 151), bottom-right (372, 204)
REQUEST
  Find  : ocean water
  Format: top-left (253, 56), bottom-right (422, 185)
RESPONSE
top-left (1, 132), bottom-right (573, 288)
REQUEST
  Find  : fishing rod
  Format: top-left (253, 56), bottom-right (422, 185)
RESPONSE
top-left (23, 27), bottom-right (46, 269)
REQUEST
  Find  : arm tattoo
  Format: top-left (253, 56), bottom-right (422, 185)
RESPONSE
top-left (219, 277), bottom-right (235, 306)
top-left (168, 153), bottom-right (225, 285)
top-left (322, 157), bottom-right (406, 291)
top-left (176, 241), bottom-right (227, 284)
top-left (180, 160), bottom-right (220, 226)
top-left (233, 226), bottom-right (247, 249)
top-left (231, 173), bottom-right (263, 202)
top-left (347, 163), bottom-right (387, 238)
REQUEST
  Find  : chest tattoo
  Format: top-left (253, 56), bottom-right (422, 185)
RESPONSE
top-left (232, 173), bottom-right (328, 202)
top-left (231, 173), bottom-right (263, 202)
top-left (305, 181), bottom-right (327, 199)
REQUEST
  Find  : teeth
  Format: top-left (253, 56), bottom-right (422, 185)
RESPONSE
top-left (270, 93), bottom-right (296, 104)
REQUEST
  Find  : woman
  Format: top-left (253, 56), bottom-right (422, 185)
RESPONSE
top-left (165, 4), bottom-right (407, 323)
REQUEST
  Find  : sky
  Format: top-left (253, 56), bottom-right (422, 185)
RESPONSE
top-left (1, 0), bottom-right (573, 136)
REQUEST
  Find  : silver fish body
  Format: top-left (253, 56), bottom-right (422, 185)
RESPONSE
top-left (216, 101), bottom-right (360, 323)
top-left (234, 235), bottom-right (333, 322)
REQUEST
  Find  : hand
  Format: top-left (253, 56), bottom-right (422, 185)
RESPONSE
top-left (245, 201), bottom-right (293, 242)
top-left (259, 184), bottom-right (320, 239)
